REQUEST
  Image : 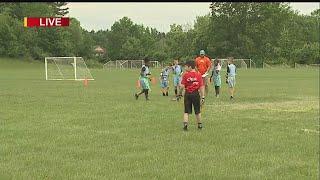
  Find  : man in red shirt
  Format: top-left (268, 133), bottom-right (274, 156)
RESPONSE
top-left (177, 60), bottom-right (205, 131)
top-left (195, 50), bottom-right (212, 96)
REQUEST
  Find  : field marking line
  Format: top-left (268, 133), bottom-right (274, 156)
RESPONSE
top-left (301, 128), bottom-right (320, 134)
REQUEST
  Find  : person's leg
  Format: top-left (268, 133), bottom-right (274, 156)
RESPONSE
top-left (231, 87), bottom-right (234, 97)
top-left (195, 113), bottom-right (202, 128)
top-left (137, 89), bottom-right (145, 96)
top-left (183, 113), bottom-right (189, 130)
top-left (174, 76), bottom-right (178, 97)
top-left (229, 77), bottom-right (235, 99)
top-left (144, 89), bottom-right (149, 100)
top-left (193, 93), bottom-right (202, 129)
top-left (135, 89), bottom-right (145, 100)
top-left (217, 86), bottom-right (220, 96)
top-left (214, 86), bottom-right (218, 96)
top-left (165, 86), bottom-right (169, 96)
top-left (136, 79), bottom-right (146, 97)
top-left (203, 77), bottom-right (208, 96)
top-left (165, 81), bottom-right (169, 96)
top-left (175, 86), bottom-right (178, 97)
top-left (183, 93), bottom-right (192, 130)
top-left (161, 88), bottom-right (166, 96)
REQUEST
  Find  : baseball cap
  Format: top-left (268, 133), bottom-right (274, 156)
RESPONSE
top-left (200, 50), bottom-right (205, 55)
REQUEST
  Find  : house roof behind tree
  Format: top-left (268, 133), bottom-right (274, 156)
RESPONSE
top-left (94, 46), bottom-right (106, 54)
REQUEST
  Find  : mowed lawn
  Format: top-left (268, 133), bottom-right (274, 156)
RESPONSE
top-left (0, 58), bottom-right (319, 179)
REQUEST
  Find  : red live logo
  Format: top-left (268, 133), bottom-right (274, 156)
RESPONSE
top-left (24, 17), bottom-right (69, 27)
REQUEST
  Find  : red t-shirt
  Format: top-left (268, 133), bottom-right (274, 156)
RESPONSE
top-left (181, 71), bottom-right (204, 93)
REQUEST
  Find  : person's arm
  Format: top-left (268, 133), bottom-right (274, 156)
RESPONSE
top-left (199, 85), bottom-right (205, 98)
top-left (206, 58), bottom-right (212, 75)
top-left (199, 76), bottom-right (205, 104)
top-left (179, 66), bottom-right (183, 76)
top-left (178, 74), bottom-right (186, 96)
top-left (210, 68), bottom-right (214, 82)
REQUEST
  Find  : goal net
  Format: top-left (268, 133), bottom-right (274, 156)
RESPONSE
top-left (45, 57), bottom-right (94, 80)
top-left (213, 59), bottom-right (255, 69)
top-left (263, 62), bottom-right (290, 69)
top-left (103, 60), bottom-right (159, 69)
top-left (294, 63), bottom-right (320, 69)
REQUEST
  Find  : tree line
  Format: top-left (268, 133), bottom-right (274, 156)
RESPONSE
top-left (0, 2), bottom-right (319, 67)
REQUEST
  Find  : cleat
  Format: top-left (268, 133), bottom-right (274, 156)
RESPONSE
top-left (183, 125), bottom-right (188, 131)
top-left (198, 123), bottom-right (203, 129)
top-left (134, 93), bottom-right (138, 100)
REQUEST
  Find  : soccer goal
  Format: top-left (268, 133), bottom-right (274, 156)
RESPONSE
top-left (45, 57), bottom-right (94, 80)
top-left (103, 60), bottom-right (160, 69)
top-left (294, 63), bottom-right (320, 69)
top-left (214, 58), bottom-right (255, 69)
top-left (263, 62), bottom-right (290, 69)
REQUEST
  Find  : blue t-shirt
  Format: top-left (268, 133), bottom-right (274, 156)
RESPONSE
top-left (173, 65), bottom-right (182, 77)
top-left (160, 68), bottom-right (170, 81)
top-left (227, 64), bottom-right (236, 77)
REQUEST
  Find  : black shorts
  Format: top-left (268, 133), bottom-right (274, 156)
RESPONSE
top-left (184, 91), bottom-right (201, 115)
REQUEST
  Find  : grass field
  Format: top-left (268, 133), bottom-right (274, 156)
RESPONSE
top-left (0, 58), bottom-right (319, 179)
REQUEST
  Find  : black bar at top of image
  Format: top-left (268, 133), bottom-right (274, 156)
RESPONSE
top-left (3, 0), bottom-right (320, 3)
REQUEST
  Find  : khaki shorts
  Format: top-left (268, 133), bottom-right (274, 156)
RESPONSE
top-left (227, 76), bottom-right (236, 88)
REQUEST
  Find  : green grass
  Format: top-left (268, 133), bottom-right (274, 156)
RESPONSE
top-left (0, 58), bottom-right (319, 179)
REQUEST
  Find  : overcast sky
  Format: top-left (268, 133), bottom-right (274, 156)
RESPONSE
top-left (67, 2), bottom-right (319, 33)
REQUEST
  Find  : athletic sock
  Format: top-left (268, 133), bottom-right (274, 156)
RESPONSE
top-left (198, 123), bottom-right (203, 129)
top-left (175, 89), bottom-right (178, 96)
top-left (166, 92), bottom-right (168, 96)
top-left (163, 93), bottom-right (166, 96)
top-left (183, 122), bottom-right (188, 130)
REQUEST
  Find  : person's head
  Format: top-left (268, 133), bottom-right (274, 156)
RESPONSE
top-left (200, 50), bottom-right (205, 58)
top-left (227, 57), bottom-right (234, 64)
top-left (184, 60), bottom-right (196, 72)
top-left (173, 59), bottom-right (179, 65)
top-left (144, 57), bottom-right (150, 66)
top-left (214, 58), bottom-right (220, 66)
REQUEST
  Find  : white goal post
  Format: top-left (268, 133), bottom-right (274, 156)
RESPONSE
top-left (45, 57), bottom-right (94, 80)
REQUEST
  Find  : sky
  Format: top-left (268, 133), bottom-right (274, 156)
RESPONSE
top-left (67, 2), bottom-right (319, 33)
